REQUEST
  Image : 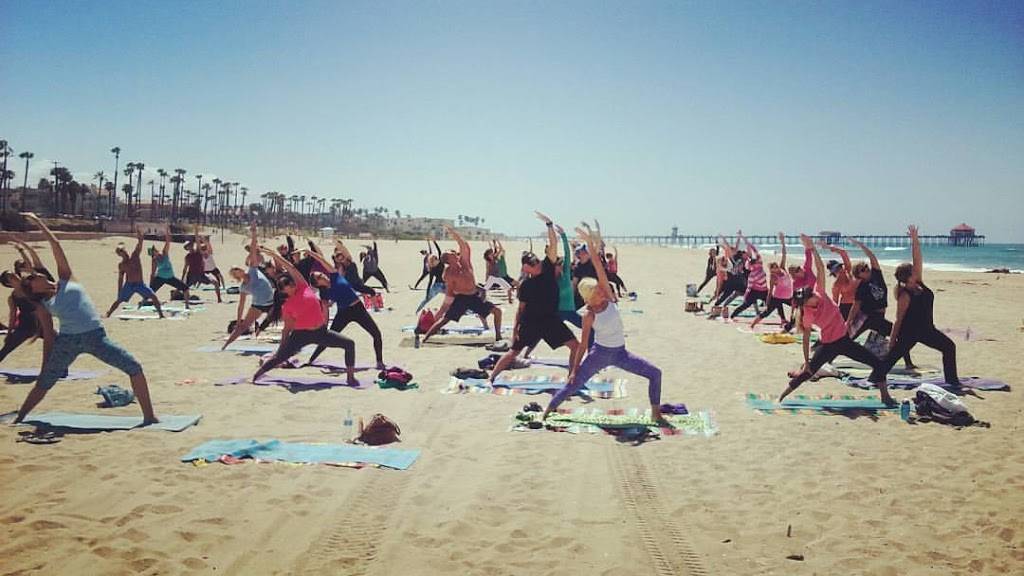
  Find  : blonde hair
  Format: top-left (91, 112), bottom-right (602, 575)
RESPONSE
top-left (577, 277), bottom-right (598, 303)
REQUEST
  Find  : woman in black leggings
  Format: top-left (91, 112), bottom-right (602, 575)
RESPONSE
top-left (0, 271), bottom-right (40, 362)
top-left (305, 250), bottom-right (385, 369)
top-left (252, 248), bottom-right (358, 386)
top-left (696, 247), bottom-right (718, 293)
top-left (868, 226), bottom-right (958, 387)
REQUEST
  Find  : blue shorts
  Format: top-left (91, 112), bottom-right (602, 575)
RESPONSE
top-left (36, 328), bottom-right (142, 390)
top-left (118, 281), bottom-right (156, 302)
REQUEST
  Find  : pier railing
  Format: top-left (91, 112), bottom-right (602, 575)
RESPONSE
top-left (506, 234), bottom-right (985, 247)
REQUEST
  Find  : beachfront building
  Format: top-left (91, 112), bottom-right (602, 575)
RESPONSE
top-left (949, 223), bottom-right (979, 246)
top-left (393, 216), bottom-right (455, 238)
top-left (819, 230), bottom-right (842, 244)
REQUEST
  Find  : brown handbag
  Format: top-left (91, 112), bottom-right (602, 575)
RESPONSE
top-left (356, 414), bottom-right (401, 446)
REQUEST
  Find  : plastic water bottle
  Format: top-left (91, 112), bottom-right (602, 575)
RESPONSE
top-left (343, 408), bottom-right (354, 440)
top-left (899, 399), bottom-right (912, 422)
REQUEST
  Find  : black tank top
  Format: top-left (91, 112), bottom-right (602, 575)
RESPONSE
top-left (899, 282), bottom-right (934, 336)
top-left (12, 296), bottom-right (38, 332)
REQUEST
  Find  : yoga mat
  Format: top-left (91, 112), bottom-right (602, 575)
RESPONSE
top-left (181, 439), bottom-right (419, 470)
top-left (745, 393), bottom-right (899, 415)
top-left (512, 407), bottom-right (718, 437)
top-left (197, 343), bottom-right (279, 354)
top-left (843, 375), bottom-right (1010, 392)
top-left (7, 411), bottom-right (201, 432)
top-left (736, 324), bottom-right (787, 335)
top-left (400, 335), bottom-right (494, 348)
top-left (2, 368), bottom-right (102, 382)
top-left (117, 314), bottom-right (187, 321)
top-left (217, 374), bottom-right (369, 392)
top-left (401, 325), bottom-right (508, 335)
top-left (446, 375), bottom-right (628, 399)
top-left (528, 357), bottom-right (571, 368)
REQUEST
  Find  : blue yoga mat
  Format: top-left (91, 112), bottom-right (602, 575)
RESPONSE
top-left (11, 412), bottom-right (201, 431)
top-left (2, 368), bottom-right (102, 381)
top-left (181, 439), bottom-right (419, 470)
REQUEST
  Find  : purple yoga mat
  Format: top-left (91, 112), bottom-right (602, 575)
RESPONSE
top-left (256, 356), bottom-right (385, 372)
top-left (2, 368), bottom-right (102, 382)
top-left (217, 374), bottom-right (369, 392)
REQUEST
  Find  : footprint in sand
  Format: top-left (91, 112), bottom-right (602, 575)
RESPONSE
top-left (148, 504), bottom-right (183, 515)
top-left (28, 519), bottom-right (66, 530)
top-left (182, 557), bottom-right (207, 570)
top-left (1, 515), bottom-right (26, 524)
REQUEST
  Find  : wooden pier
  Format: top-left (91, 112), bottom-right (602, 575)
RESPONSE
top-left (508, 233), bottom-right (986, 248)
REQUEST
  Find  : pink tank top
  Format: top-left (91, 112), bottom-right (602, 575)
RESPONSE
top-left (772, 272), bottom-right (793, 299)
top-left (282, 281), bottom-right (324, 330)
top-left (801, 289), bottom-right (846, 344)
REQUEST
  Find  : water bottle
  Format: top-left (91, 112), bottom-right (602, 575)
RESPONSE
top-left (343, 408), bottom-right (354, 440)
top-left (899, 399), bottom-right (912, 422)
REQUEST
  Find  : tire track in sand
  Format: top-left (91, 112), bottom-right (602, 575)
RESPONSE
top-left (608, 444), bottom-right (708, 576)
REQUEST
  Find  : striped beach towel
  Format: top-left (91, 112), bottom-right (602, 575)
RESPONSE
top-left (745, 393), bottom-right (900, 416)
top-left (444, 374), bottom-right (628, 399)
top-left (511, 407), bottom-right (718, 437)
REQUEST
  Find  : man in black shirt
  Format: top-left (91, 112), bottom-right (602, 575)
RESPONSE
top-left (488, 212), bottom-right (579, 383)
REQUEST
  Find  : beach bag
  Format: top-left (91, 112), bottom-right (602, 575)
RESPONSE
top-left (170, 289), bottom-right (185, 301)
top-left (378, 366), bottom-right (413, 385)
top-left (356, 413), bottom-right (401, 445)
top-left (452, 367), bottom-right (489, 380)
top-left (416, 309), bottom-right (435, 334)
top-left (95, 385), bottom-right (134, 408)
top-left (686, 284), bottom-right (698, 297)
top-left (684, 300), bottom-right (703, 313)
top-left (913, 383), bottom-right (974, 426)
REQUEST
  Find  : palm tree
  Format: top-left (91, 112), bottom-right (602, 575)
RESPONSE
top-left (231, 182), bottom-right (240, 219)
top-left (133, 162), bottom-right (145, 215)
top-left (110, 147), bottom-right (121, 216)
top-left (147, 179), bottom-right (155, 214)
top-left (122, 163), bottom-right (136, 218)
top-left (240, 187), bottom-right (248, 215)
top-left (0, 140), bottom-right (11, 213)
top-left (18, 151), bottom-right (33, 210)
top-left (194, 174), bottom-right (203, 220)
top-left (201, 183), bottom-right (212, 223)
top-left (173, 168), bottom-right (186, 221)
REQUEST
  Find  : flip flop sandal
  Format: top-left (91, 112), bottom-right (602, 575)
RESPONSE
top-left (527, 421), bottom-right (544, 429)
top-left (17, 431), bottom-right (61, 445)
top-left (523, 402), bottom-right (542, 413)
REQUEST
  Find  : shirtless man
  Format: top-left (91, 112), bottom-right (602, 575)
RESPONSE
top-left (421, 225), bottom-right (502, 343)
top-left (105, 229), bottom-right (164, 318)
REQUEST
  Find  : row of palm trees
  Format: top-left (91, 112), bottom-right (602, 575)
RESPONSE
top-left (0, 138), bottom-right (450, 235)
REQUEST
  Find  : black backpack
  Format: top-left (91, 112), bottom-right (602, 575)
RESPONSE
top-left (913, 390), bottom-right (977, 427)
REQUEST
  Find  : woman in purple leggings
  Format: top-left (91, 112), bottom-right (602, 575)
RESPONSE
top-left (541, 223), bottom-right (664, 423)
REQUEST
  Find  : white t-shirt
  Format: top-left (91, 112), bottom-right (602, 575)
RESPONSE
top-left (582, 302), bottom-right (625, 348)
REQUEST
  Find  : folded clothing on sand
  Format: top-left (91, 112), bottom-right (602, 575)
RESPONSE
top-left (181, 439), bottom-right (420, 470)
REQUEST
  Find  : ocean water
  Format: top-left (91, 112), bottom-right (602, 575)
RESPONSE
top-left (690, 243), bottom-right (1024, 274)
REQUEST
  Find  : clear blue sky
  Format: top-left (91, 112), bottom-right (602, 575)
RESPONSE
top-left (3, 1), bottom-right (1022, 240)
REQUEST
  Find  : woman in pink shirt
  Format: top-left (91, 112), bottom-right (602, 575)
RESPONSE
top-left (728, 234), bottom-right (769, 319)
top-left (252, 247), bottom-right (357, 386)
top-left (778, 235), bottom-right (893, 405)
top-left (750, 233), bottom-right (792, 329)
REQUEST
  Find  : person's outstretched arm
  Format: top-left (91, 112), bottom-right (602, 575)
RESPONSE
top-left (162, 224), bottom-right (172, 258)
top-left (306, 249), bottom-right (335, 272)
top-left (909, 225), bottom-right (923, 283)
top-left (535, 212), bottom-right (558, 262)
top-left (132, 228), bottom-right (144, 258)
top-left (744, 235), bottom-right (760, 260)
top-left (578, 224), bottom-right (612, 298)
top-left (444, 225), bottom-right (470, 263)
top-left (849, 238), bottom-right (879, 270)
top-left (260, 247), bottom-right (306, 287)
top-left (801, 234), bottom-right (825, 294)
top-left (246, 222), bottom-right (262, 267)
top-left (22, 213), bottom-right (71, 280)
top-left (778, 232), bottom-right (787, 270)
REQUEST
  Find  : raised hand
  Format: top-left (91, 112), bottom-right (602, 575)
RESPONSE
top-left (799, 234), bottom-right (814, 249)
top-left (907, 224), bottom-right (919, 238)
top-left (777, 232), bottom-right (785, 243)
top-left (534, 211), bottom-right (552, 225)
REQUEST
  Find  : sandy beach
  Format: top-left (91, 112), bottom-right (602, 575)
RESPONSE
top-left (1, 234), bottom-right (1021, 575)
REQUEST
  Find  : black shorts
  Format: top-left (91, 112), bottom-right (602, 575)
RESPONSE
top-left (151, 276), bottom-right (188, 293)
top-left (445, 294), bottom-right (494, 321)
top-left (187, 273), bottom-right (215, 287)
top-left (253, 303), bottom-right (275, 313)
top-left (513, 316), bottom-right (574, 351)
